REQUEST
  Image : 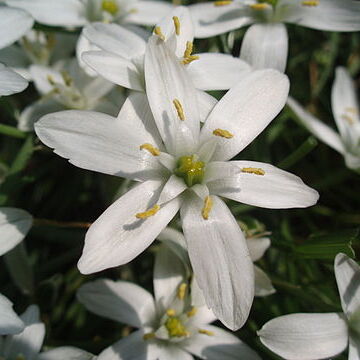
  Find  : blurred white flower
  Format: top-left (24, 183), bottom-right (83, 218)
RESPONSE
top-left (0, 63), bottom-right (28, 96)
top-left (0, 305), bottom-right (94, 359)
top-left (34, 36), bottom-right (318, 330)
top-left (81, 7), bottom-right (250, 91)
top-left (258, 253), bottom-right (360, 360)
top-left (190, 0), bottom-right (360, 72)
top-left (78, 246), bottom-right (260, 360)
top-left (288, 67), bottom-right (360, 173)
top-left (18, 58), bottom-right (121, 131)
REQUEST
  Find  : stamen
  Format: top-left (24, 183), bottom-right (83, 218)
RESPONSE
top-left (198, 329), bottom-right (215, 336)
top-left (102, 0), bottom-right (119, 14)
top-left (241, 167), bottom-right (265, 176)
top-left (202, 196), bottom-right (213, 220)
top-left (213, 128), bottom-right (234, 139)
top-left (250, 3), bottom-right (269, 10)
top-left (346, 107), bottom-right (358, 114)
top-left (47, 75), bottom-right (56, 85)
top-left (166, 308), bottom-right (176, 317)
top-left (143, 332), bottom-right (155, 340)
top-left (140, 143), bottom-right (160, 156)
top-left (342, 114), bottom-right (355, 125)
top-left (301, 0), bottom-right (319, 6)
top-left (173, 99), bottom-right (185, 120)
top-left (173, 16), bottom-right (181, 36)
top-left (154, 26), bottom-right (165, 41)
top-left (187, 307), bottom-right (197, 317)
top-left (177, 283), bottom-right (187, 300)
top-left (135, 204), bottom-right (160, 219)
top-left (214, 0), bottom-right (233, 6)
top-left (182, 41), bottom-right (200, 65)
top-left (61, 70), bottom-right (73, 87)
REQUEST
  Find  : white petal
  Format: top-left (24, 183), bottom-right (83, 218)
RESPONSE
top-left (38, 347), bottom-right (94, 360)
top-left (246, 237), bottom-right (271, 262)
top-left (6, 0), bottom-right (87, 26)
top-left (78, 180), bottom-right (181, 274)
top-left (82, 75), bottom-right (114, 104)
top-left (98, 329), bottom-right (160, 360)
top-left (287, 96), bottom-right (345, 154)
top-left (182, 324), bottom-right (260, 360)
top-left (187, 302), bottom-right (217, 326)
top-left (29, 64), bottom-right (63, 94)
top-left (126, 1), bottom-right (174, 26)
top-left (154, 245), bottom-right (187, 312)
top-left (0, 293), bottom-right (24, 335)
top-left (77, 279), bottom-right (156, 328)
top-left (284, 0), bottom-right (360, 32)
top-left (158, 346), bottom-right (193, 360)
top-left (82, 51), bottom-right (144, 90)
top-left (209, 160), bottom-right (319, 209)
top-left (254, 265), bottom-right (275, 297)
top-left (145, 36), bottom-right (199, 155)
top-left (76, 33), bottom-right (100, 77)
top-left (35, 93), bottom-right (165, 181)
top-left (3, 305), bottom-right (45, 360)
top-left (158, 175), bottom-right (187, 205)
top-left (331, 67), bottom-right (360, 149)
top-left (349, 335), bottom-right (360, 360)
top-left (83, 22), bottom-right (146, 60)
top-left (0, 44), bottom-right (30, 69)
top-left (0, 63), bottom-right (28, 96)
top-left (180, 195), bottom-right (254, 330)
top-left (189, 2), bottom-right (253, 38)
top-left (0, 207), bottom-right (32, 257)
top-left (187, 53), bottom-right (250, 91)
top-left (240, 23), bottom-right (288, 72)
top-left (197, 90), bottom-right (217, 123)
top-left (200, 69), bottom-right (289, 161)
top-left (0, 6), bottom-right (33, 49)
top-left (258, 312), bottom-right (349, 360)
top-left (335, 253), bottom-right (360, 318)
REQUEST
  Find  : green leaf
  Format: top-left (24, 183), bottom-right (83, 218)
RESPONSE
top-left (294, 228), bottom-right (357, 260)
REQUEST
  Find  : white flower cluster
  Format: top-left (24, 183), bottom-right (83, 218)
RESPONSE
top-left (0, 0), bottom-right (359, 359)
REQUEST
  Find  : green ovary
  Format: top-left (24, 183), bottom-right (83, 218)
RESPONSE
top-left (101, 0), bottom-right (119, 15)
top-left (165, 317), bottom-right (188, 338)
top-left (174, 155), bottom-right (205, 187)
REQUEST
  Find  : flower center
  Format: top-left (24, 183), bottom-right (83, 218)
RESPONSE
top-left (101, 0), bottom-right (119, 15)
top-left (165, 316), bottom-right (189, 338)
top-left (174, 155), bottom-right (205, 187)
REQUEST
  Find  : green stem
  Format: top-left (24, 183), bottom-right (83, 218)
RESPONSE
top-left (0, 124), bottom-right (26, 139)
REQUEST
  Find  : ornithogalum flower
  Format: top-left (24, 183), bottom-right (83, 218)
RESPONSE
top-left (288, 67), bottom-right (360, 173)
top-left (189, 0), bottom-right (360, 72)
top-left (35, 35), bottom-right (318, 330)
top-left (0, 305), bottom-right (95, 359)
top-left (0, 63), bottom-right (28, 96)
top-left (78, 246), bottom-right (260, 360)
top-left (82, 7), bottom-right (250, 91)
top-left (258, 253), bottom-right (360, 360)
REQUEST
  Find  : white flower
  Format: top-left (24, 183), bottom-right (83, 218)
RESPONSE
top-left (258, 253), bottom-right (360, 360)
top-left (35, 35), bottom-right (318, 330)
top-left (288, 67), bottom-right (360, 172)
top-left (81, 7), bottom-right (250, 91)
top-left (77, 246), bottom-right (260, 360)
top-left (18, 58), bottom-right (119, 131)
top-left (0, 304), bottom-right (94, 359)
top-left (189, 0), bottom-right (360, 72)
top-left (0, 207), bottom-right (32, 335)
top-left (0, 63), bottom-right (28, 96)
top-left (6, 0), bottom-right (173, 27)
top-left (0, 4), bottom-right (33, 50)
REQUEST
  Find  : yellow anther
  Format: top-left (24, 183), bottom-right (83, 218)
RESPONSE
top-left (140, 143), bottom-right (160, 156)
top-left (186, 307), bottom-right (197, 317)
top-left (166, 308), bottom-right (176, 317)
top-left (241, 167), bottom-right (265, 176)
top-left (135, 204), bottom-right (160, 219)
top-left (213, 128), bottom-right (234, 139)
top-left (129, 8), bottom-right (138, 13)
top-left (143, 332), bottom-right (155, 340)
top-left (346, 107), bottom-right (358, 114)
top-left (182, 41), bottom-right (200, 65)
top-left (250, 3), bottom-right (269, 10)
top-left (154, 26), bottom-right (165, 41)
top-left (202, 196), bottom-right (213, 220)
top-left (342, 114), bottom-right (355, 125)
top-left (173, 99), bottom-right (185, 120)
top-left (301, 0), bottom-right (319, 6)
top-left (173, 16), bottom-right (181, 36)
top-left (102, 0), bottom-right (119, 15)
top-left (198, 329), bottom-right (215, 336)
top-left (177, 283), bottom-right (187, 300)
top-left (214, 0), bottom-right (233, 6)
top-left (47, 74), bottom-right (56, 85)
top-left (61, 70), bottom-right (73, 87)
